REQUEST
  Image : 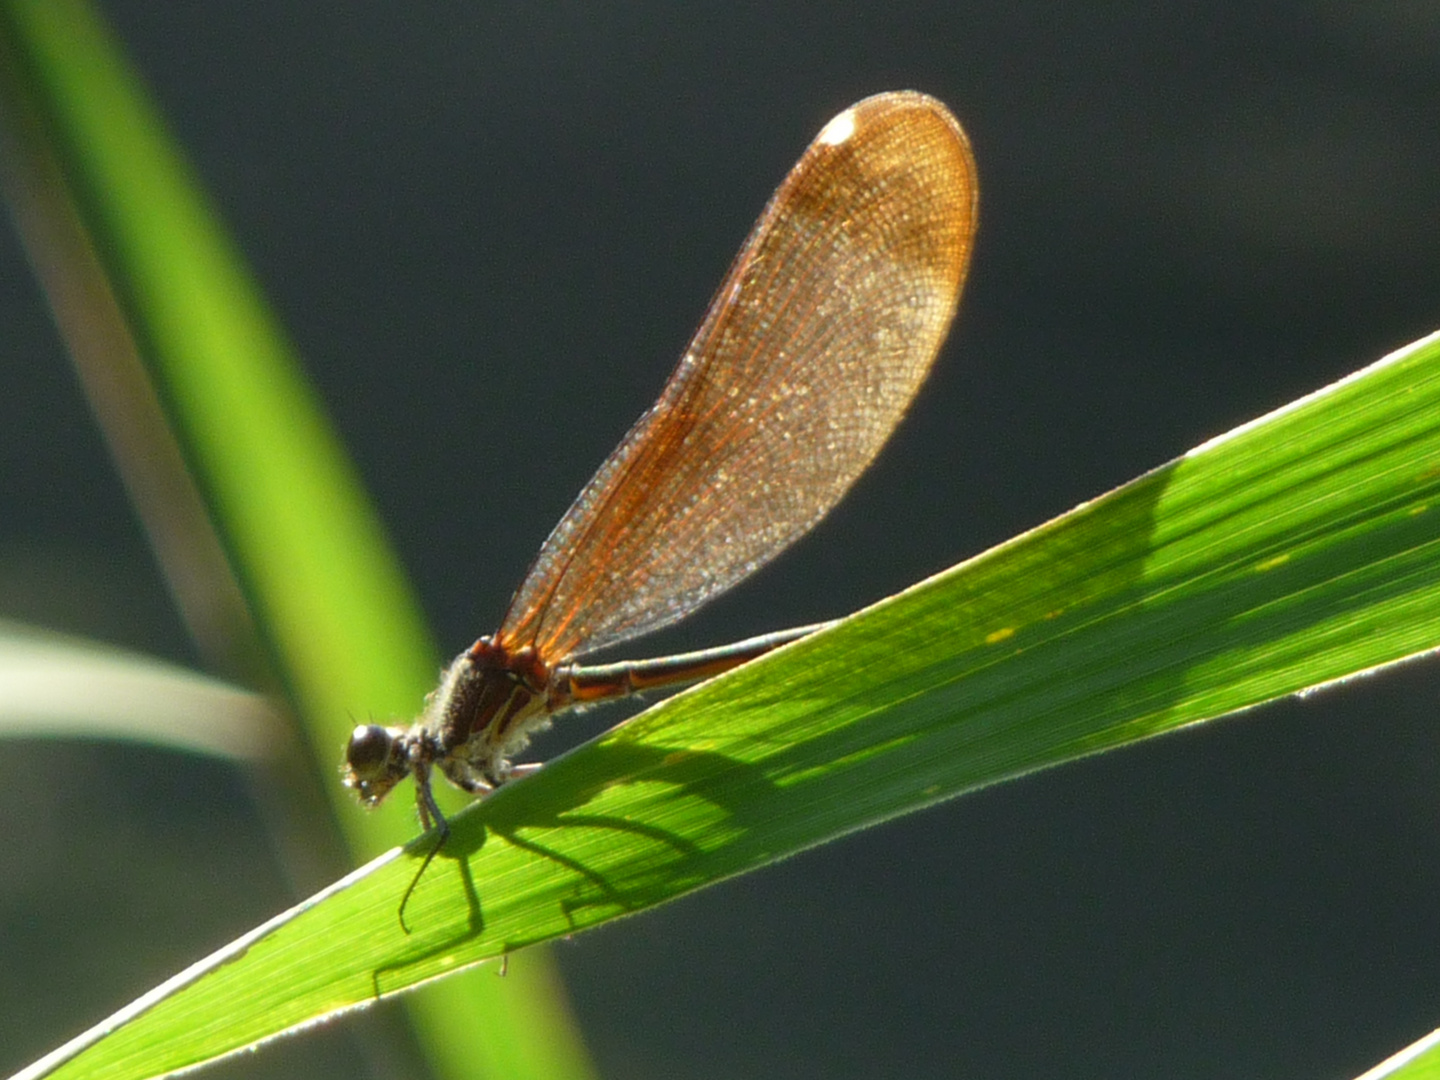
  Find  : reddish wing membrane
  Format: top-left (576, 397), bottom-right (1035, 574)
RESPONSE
top-left (499, 91), bottom-right (979, 662)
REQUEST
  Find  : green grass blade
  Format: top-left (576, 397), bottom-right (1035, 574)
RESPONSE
top-left (0, 1), bottom-right (593, 1077)
top-left (0, 0), bottom-right (431, 836)
top-left (15, 327), bottom-right (1440, 1080)
top-left (1354, 1027), bottom-right (1440, 1080)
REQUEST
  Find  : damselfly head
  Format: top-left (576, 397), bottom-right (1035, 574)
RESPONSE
top-left (343, 723), bottom-right (411, 807)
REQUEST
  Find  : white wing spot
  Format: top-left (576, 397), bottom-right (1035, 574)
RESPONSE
top-left (817, 108), bottom-right (856, 146)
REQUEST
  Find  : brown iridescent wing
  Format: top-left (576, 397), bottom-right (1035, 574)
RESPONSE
top-left (498, 91), bottom-right (979, 660)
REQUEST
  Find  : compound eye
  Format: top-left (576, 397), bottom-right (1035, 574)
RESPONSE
top-left (345, 724), bottom-right (394, 779)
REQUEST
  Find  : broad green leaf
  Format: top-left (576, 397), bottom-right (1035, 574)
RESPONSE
top-left (15, 328), bottom-right (1440, 1079)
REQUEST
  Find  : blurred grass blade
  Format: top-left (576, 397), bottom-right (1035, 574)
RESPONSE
top-left (0, 0), bottom-right (432, 837)
top-left (13, 327), bottom-right (1440, 1080)
top-left (0, 619), bottom-right (285, 761)
top-left (1354, 1027), bottom-right (1440, 1080)
top-left (0, 1), bottom-right (594, 1078)
top-left (0, 51), bottom-right (259, 678)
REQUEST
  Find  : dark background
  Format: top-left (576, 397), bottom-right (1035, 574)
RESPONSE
top-left (4, 3), bottom-right (1440, 1078)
